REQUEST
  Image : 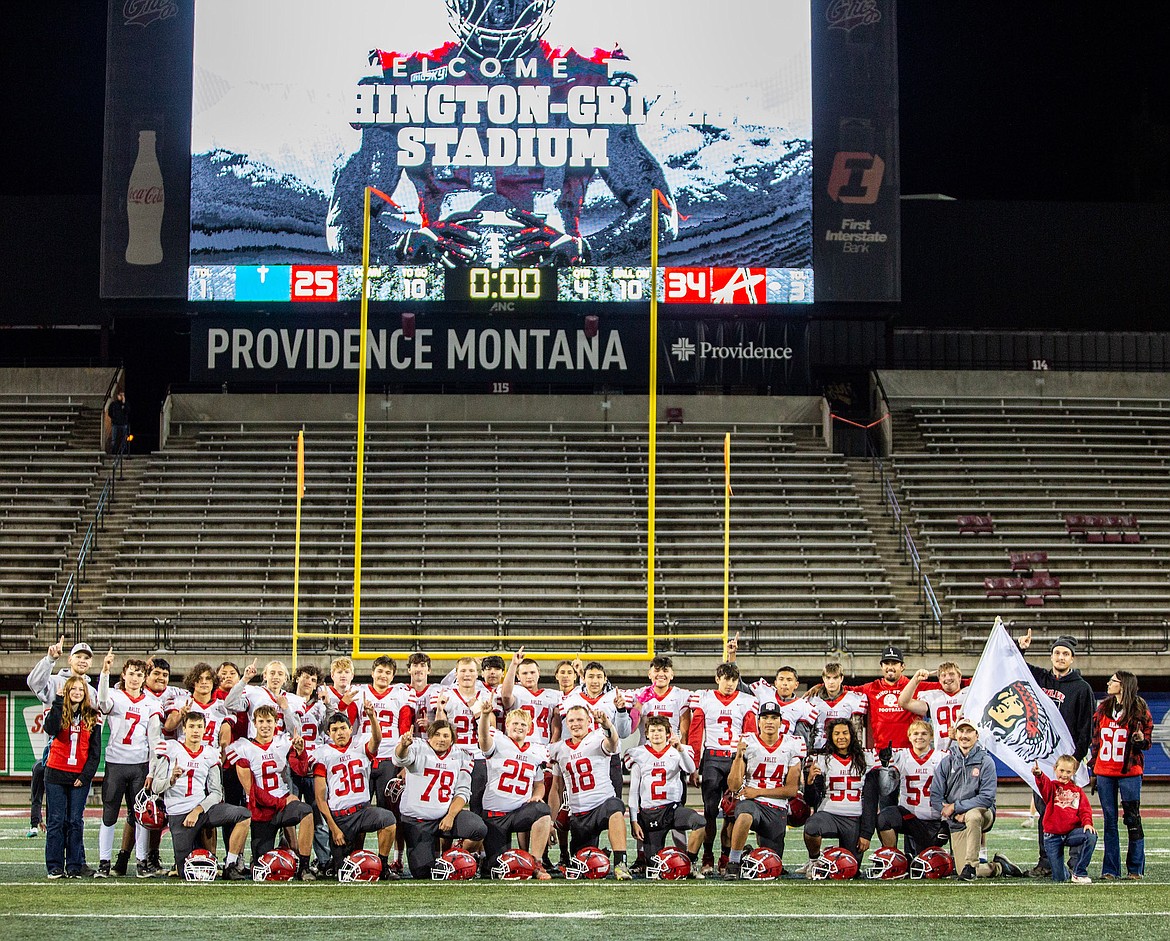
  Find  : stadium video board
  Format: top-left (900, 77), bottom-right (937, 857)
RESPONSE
top-left (184, 0), bottom-right (813, 307)
top-left (101, 0), bottom-right (899, 307)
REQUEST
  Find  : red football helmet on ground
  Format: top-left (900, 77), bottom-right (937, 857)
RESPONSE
top-left (565, 847), bottom-right (611, 880)
top-left (133, 789), bottom-right (166, 831)
top-left (910, 847), bottom-right (956, 880)
top-left (809, 846), bottom-right (859, 880)
top-left (384, 775), bottom-right (405, 803)
top-left (492, 848), bottom-right (538, 880)
top-left (554, 805), bottom-right (570, 829)
top-left (647, 848), bottom-right (691, 881)
top-left (865, 847), bottom-right (910, 880)
top-left (431, 848), bottom-right (479, 880)
top-left (182, 848), bottom-right (219, 882)
top-left (338, 850), bottom-right (382, 882)
top-left (740, 847), bottom-right (785, 881)
top-left (786, 794), bottom-right (811, 828)
top-left (253, 848), bottom-right (298, 881)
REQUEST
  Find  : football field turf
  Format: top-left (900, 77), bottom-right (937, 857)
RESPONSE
top-left (1, 813), bottom-right (1167, 941)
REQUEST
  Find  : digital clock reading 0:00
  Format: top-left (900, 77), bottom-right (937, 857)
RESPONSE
top-left (469, 267), bottom-right (543, 300)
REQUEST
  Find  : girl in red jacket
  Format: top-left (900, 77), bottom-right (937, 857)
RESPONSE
top-left (44, 676), bottom-right (102, 878)
top-left (1032, 756), bottom-right (1096, 883)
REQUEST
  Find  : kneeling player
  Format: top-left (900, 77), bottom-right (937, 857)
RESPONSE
top-left (478, 700), bottom-right (553, 879)
top-left (314, 703), bottom-right (398, 879)
top-left (875, 719), bottom-right (947, 857)
top-left (626, 716), bottom-right (705, 875)
top-left (548, 704), bottom-right (631, 879)
top-left (724, 701), bottom-right (806, 879)
top-left (799, 718), bottom-right (880, 875)
top-left (151, 712), bottom-right (251, 879)
top-left (393, 720), bottom-right (487, 879)
top-left (230, 704), bottom-right (315, 878)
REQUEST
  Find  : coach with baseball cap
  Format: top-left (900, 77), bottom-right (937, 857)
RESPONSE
top-left (26, 635), bottom-right (97, 705)
top-left (1017, 629), bottom-right (1094, 876)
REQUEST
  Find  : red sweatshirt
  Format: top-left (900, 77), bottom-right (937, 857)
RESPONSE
top-left (1033, 770), bottom-right (1093, 835)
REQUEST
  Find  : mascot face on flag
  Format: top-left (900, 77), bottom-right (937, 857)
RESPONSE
top-left (982, 681), bottom-right (1059, 762)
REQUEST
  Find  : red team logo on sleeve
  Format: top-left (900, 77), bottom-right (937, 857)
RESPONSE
top-left (664, 267), bottom-right (767, 304)
top-left (291, 266), bottom-right (338, 302)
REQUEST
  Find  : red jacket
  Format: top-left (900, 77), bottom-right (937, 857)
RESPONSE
top-left (1033, 770), bottom-right (1093, 835)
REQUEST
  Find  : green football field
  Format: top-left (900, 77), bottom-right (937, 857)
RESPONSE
top-left (1, 812), bottom-right (1167, 941)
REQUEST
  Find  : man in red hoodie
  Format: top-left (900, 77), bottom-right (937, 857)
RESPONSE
top-left (1032, 755), bottom-right (1097, 884)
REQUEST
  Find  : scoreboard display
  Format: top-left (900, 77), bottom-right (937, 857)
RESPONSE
top-left (182, 0), bottom-right (814, 306)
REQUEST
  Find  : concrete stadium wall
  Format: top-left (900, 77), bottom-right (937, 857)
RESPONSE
top-left (0, 367), bottom-right (118, 401)
top-left (878, 369), bottom-right (1170, 401)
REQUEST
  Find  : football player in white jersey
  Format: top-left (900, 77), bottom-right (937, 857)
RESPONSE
top-left (553, 662), bottom-right (631, 797)
top-left (724, 701), bottom-right (807, 879)
top-left (807, 661), bottom-right (868, 749)
top-left (150, 711), bottom-right (251, 878)
top-left (498, 648), bottom-right (561, 746)
top-left (626, 715), bottom-right (705, 871)
top-left (406, 652), bottom-right (435, 734)
top-left (547, 704), bottom-right (632, 878)
top-left (686, 662), bottom-right (758, 875)
top-left (874, 718), bottom-right (948, 856)
top-left (96, 650), bottom-right (160, 878)
top-left (314, 702), bottom-right (398, 878)
top-left (800, 718), bottom-right (880, 873)
top-left (631, 656), bottom-right (691, 742)
top-left (320, 656), bottom-right (366, 731)
top-left (224, 659), bottom-right (301, 738)
top-left (287, 664), bottom-right (331, 873)
top-left (361, 655), bottom-right (417, 812)
top-left (392, 720), bottom-right (488, 879)
top-left (477, 698), bottom-right (553, 879)
top-left (751, 666), bottom-right (818, 749)
top-left (430, 658), bottom-right (491, 817)
top-left (898, 663), bottom-right (969, 751)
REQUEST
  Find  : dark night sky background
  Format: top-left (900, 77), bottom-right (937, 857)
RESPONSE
top-left (3, 1), bottom-right (1167, 202)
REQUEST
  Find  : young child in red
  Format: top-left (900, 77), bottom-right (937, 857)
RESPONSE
top-left (1033, 755), bottom-right (1097, 883)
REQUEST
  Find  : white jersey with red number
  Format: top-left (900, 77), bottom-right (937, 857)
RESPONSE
top-left (103, 690), bottom-right (162, 764)
top-left (808, 691), bottom-right (868, 749)
top-left (167, 694), bottom-right (230, 749)
top-left (144, 684), bottom-right (183, 716)
top-left (632, 685), bottom-right (691, 741)
top-left (321, 685), bottom-right (366, 731)
top-left (314, 733), bottom-right (377, 813)
top-left (625, 743), bottom-right (694, 814)
top-left (233, 685), bottom-right (296, 738)
top-left (811, 751), bottom-right (877, 817)
top-left (548, 729), bottom-right (617, 814)
top-left (427, 686), bottom-right (487, 759)
top-left (509, 685), bottom-right (561, 746)
top-left (751, 683), bottom-right (820, 740)
top-left (362, 684), bottom-right (416, 758)
top-left (891, 747), bottom-right (944, 820)
top-left (410, 684), bottom-right (436, 734)
top-left (740, 733), bottom-right (807, 809)
top-left (686, 689), bottom-right (759, 754)
top-left (914, 687), bottom-right (968, 751)
top-left (394, 740), bottom-right (474, 821)
top-left (482, 731), bottom-right (548, 813)
top-left (229, 735), bottom-right (298, 801)
top-left (286, 693), bottom-right (324, 760)
top-left (155, 741), bottom-right (223, 816)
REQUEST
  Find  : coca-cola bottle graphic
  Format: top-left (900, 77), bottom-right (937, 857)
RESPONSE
top-left (125, 130), bottom-right (164, 265)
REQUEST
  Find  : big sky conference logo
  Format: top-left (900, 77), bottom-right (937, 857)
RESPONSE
top-left (123, 0), bottom-right (177, 27)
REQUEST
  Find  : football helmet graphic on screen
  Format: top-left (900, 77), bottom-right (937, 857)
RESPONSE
top-left (338, 850), bottom-right (382, 882)
top-left (492, 848), bottom-right (538, 880)
top-left (809, 846), bottom-right (859, 880)
top-left (646, 848), bottom-right (691, 881)
top-left (431, 848), bottom-right (479, 880)
top-left (864, 847), bottom-right (910, 880)
top-left (565, 846), bottom-right (611, 880)
top-left (910, 847), bottom-right (956, 880)
top-left (252, 848), bottom-right (298, 882)
top-left (740, 847), bottom-right (785, 881)
top-left (182, 848), bottom-right (219, 882)
top-left (445, 0), bottom-right (556, 61)
top-left (133, 789), bottom-right (167, 831)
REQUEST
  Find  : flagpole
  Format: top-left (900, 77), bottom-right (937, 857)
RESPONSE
top-left (292, 428), bottom-right (304, 670)
top-left (352, 187), bottom-right (372, 657)
top-left (722, 432), bottom-right (731, 649)
top-left (647, 190), bottom-right (660, 659)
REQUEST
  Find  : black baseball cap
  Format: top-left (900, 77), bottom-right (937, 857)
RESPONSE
top-left (758, 702), bottom-right (783, 717)
top-left (880, 645), bottom-right (904, 663)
